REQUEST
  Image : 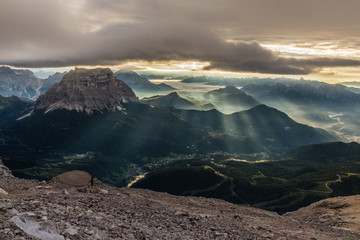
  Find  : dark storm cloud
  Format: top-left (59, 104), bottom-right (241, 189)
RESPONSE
top-left (205, 57), bottom-right (360, 75)
top-left (1, 0), bottom-right (360, 74)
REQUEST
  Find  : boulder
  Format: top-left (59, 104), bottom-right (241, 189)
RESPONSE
top-left (53, 170), bottom-right (92, 187)
top-left (0, 160), bottom-right (13, 178)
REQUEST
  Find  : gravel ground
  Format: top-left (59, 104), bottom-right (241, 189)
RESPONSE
top-left (0, 160), bottom-right (358, 240)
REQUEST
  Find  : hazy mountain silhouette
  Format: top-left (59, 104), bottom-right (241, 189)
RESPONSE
top-left (34, 70), bottom-right (56, 79)
top-left (203, 86), bottom-right (260, 113)
top-left (141, 92), bottom-right (213, 110)
top-left (242, 83), bottom-right (360, 111)
top-left (114, 69), bottom-right (175, 95)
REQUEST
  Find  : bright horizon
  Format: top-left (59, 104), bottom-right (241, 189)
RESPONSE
top-left (21, 62), bottom-right (359, 85)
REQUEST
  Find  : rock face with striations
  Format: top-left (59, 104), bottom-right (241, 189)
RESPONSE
top-left (34, 68), bottom-right (138, 114)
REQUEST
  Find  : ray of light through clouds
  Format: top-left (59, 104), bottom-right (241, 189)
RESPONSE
top-left (0, 0), bottom-right (360, 82)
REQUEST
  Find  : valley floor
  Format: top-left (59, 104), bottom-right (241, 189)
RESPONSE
top-left (0, 160), bottom-right (359, 240)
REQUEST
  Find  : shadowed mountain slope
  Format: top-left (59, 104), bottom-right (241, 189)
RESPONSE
top-left (0, 95), bottom-right (31, 127)
top-left (176, 104), bottom-right (336, 149)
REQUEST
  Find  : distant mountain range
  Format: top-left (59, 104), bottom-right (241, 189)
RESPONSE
top-left (242, 82), bottom-right (360, 110)
top-left (182, 75), bottom-right (360, 95)
top-left (340, 81), bottom-right (360, 88)
top-left (182, 76), bottom-right (325, 88)
top-left (240, 82), bottom-right (360, 142)
top-left (0, 67), bottom-right (42, 100)
top-left (34, 70), bottom-right (57, 79)
top-left (0, 66), bottom-right (65, 100)
top-left (114, 69), bottom-right (175, 95)
top-left (0, 67), bottom-right (176, 100)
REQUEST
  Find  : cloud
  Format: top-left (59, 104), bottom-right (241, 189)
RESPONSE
top-left (204, 57), bottom-right (360, 75)
top-left (1, 0), bottom-right (360, 75)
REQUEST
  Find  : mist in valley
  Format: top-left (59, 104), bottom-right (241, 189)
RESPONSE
top-left (148, 76), bottom-right (360, 143)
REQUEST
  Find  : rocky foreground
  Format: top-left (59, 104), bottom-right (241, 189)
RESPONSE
top-left (0, 161), bottom-right (359, 240)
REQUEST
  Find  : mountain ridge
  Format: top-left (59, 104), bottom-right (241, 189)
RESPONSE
top-left (176, 104), bottom-right (336, 149)
top-left (141, 92), bottom-right (213, 110)
top-left (203, 86), bottom-right (260, 113)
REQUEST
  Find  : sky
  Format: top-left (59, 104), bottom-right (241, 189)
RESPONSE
top-left (1, 0), bottom-right (360, 83)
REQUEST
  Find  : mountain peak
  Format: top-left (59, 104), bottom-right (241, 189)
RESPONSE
top-left (250, 104), bottom-right (275, 111)
top-left (224, 85), bottom-right (239, 91)
top-left (241, 104), bottom-right (290, 120)
top-left (114, 70), bottom-right (176, 94)
top-left (205, 86), bottom-right (248, 97)
top-left (218, 85), bottom-right (241, 94)
top-left (34, 68), bottom-right (138, 114)
top-left (115, 68), bottom-right (137, 74)
top-left (167, 92), bottom-right (179, 97)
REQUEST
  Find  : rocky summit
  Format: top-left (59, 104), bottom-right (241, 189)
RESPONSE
top-left (34, 68), bottom-right (138, 114)
top-left (0, 160), bottom-right (359, 240)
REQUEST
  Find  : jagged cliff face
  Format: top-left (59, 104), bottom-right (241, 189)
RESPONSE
top-left (34, 68), bottom-right (138, 113)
